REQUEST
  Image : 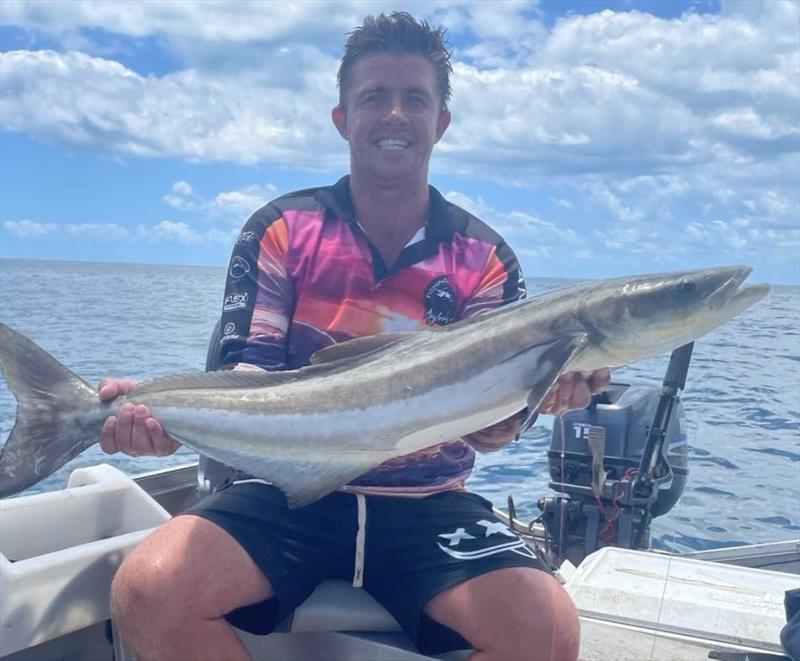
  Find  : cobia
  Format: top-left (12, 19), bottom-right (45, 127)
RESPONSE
top-left (0, 265), bottom-right (768, 506)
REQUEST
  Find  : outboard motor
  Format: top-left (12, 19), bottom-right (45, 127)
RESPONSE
top-left (537, 344), bottom-right (693, 567)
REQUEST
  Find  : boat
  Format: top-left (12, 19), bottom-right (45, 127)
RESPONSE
top-left (1, 460), bottom-right (797, 661)
top-left (1, 335), bottom-right (798, 661)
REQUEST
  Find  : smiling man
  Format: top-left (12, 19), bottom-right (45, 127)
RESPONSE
top-left (104, 13), bottom-right (608, 661)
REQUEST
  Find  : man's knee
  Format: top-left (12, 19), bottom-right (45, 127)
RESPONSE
top-left (427, 567), bottom-right (580, 661)
top-left (110, 536), bottom-right (191, 635)
top-left (110, 514), bottom-right (272, 635)
top-left (487, 570), bottom-right (579, 661)
top-left (535, 572), bottom-right (580, 661)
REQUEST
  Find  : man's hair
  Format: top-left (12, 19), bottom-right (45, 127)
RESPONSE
top-left (337, 12), bottom-right (453, 109)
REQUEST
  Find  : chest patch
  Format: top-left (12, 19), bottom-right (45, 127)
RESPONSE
top-left (424, 275), bottom-right (458, 326)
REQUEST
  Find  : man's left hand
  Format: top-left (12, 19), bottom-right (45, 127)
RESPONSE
top-left (537, 368), bottom-right (611, 415)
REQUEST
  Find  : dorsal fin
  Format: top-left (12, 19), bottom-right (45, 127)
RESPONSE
top-left (309, 333), bottom-right (412, 365)
top-left (128, 369), bottom-right (301, 396)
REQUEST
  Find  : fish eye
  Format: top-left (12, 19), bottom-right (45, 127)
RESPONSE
top-left (677, 280), bottom-right (697, 296)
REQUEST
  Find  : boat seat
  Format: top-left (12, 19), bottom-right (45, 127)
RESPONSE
top-left (284, 580), bottom-right (401, 633)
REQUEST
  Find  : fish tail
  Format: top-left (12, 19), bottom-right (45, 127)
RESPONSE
top-left (0, 323), bottom-right (101, 497)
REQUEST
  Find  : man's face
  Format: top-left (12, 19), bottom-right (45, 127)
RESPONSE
top-left (332, 52), bottom-right (451, 185)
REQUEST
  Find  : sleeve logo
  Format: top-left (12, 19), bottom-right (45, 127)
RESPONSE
top-left (223, 292), bottom-right (249, 311)
top-left (229, 256), bottom-right (251, 279)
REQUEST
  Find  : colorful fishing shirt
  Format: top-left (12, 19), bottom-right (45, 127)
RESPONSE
top-left (219, 176), bottom-right (526, 496)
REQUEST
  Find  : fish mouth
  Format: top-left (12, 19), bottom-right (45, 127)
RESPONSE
top-left (705, 265), bottom-right (769, 312)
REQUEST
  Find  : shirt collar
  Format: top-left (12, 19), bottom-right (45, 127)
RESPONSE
top-left (315, 175), bottom-right (465, 243)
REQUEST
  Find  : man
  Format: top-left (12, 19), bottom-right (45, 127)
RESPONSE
top-left (103, 13), bottom-right (609, 661)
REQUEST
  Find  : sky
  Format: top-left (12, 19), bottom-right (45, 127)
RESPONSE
top-left (0, 0), bottom-right (798, 284)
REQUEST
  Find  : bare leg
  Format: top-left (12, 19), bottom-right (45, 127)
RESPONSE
top-left (111, 514), bottom-right (272, 661)
top-left (425, 567), bottom-right (580, 661)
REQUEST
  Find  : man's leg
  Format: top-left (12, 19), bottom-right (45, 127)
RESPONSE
top-left (111, 514), bottom-right (271, 661)
top-left (424, 567), bottom-right (580, 661)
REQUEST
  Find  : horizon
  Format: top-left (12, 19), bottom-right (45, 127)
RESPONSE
top-left (1, 1), bottom-right (798, 285)
top-left (1, 255), bottom-right (794, 287)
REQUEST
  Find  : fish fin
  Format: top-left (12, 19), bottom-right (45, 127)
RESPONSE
top-left (525, 334), bottom-right (590, 412)
top-left (129, 336), bottom-right (413, 395)
top-left (278, 456), bottom-right (386, 509)
top-left (129, 369), bottom-right (301, 396)
top-left (190, 442), bottom-right (386, 509)
top-left (0, 324), bottom-right (99, 497)
top-left (309, 333), bottom-right (412, 365)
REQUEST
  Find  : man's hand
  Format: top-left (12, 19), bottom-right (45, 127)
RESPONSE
top-left (537, 368), bottom-right (611, 415)
top-left (463, 415), bottom-right (523, 453)
top-left (98, 378), bottom-right (181, 457)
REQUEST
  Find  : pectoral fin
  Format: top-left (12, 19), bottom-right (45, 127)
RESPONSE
top-left (525, 334), bottom-right (589, 413)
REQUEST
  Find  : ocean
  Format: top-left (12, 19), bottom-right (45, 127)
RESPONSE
top-left (1, 258), bottom-right (798, 554)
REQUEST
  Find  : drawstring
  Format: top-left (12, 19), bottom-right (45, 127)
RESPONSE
top-left (353, 493), bottom-right (367, 587)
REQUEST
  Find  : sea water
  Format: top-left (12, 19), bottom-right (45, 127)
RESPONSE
top-left (0, 258), bottom-right (797, 554)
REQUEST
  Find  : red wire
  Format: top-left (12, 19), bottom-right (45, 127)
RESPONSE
top-left (597, 468), bottom-right (639, 546)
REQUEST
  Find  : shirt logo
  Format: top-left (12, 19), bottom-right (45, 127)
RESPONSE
top-left (229, 256), bottom-right (251, 279)
top-left (424, 275), bottom-right (457, 326)
top-left (223, 292), bottom-right (249, 311)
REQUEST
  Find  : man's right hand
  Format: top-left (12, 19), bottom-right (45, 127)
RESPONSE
top-left (98, 378), bottom-right (181, 457)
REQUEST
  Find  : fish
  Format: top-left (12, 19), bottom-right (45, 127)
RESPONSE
top-left (0, 265), bottom-right (768, 507)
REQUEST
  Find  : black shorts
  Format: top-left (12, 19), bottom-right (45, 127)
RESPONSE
top-left (186, 481), bottom-right (548, 654)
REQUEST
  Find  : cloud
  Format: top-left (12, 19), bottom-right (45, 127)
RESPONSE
top-left (5, 219), bottom-right (130, 240)
top-left (4, 1), bottom-right (538, 73)
top-left (63, 222), bottom-right (130, 241)
top-left (3, 219), bottom-right (58, 237)
top-left (3, 179), bottom-right (277, 247)
top-left (4, 2), bottom-right (795, 182)
top-left (1, 1), bottom-right (797, 279)
top-left (147, 220), bottom-right (201, 244)
top-left (162, 180), bottom-right (199, 211)
top-left (430, 1), bottom-right (548, 68)
top-left (580, 169), bottom-right (800, 269)
top-left (0, 49), bottom-right (345, 167)
top-left (711, 107), bottom-right (792, 140)
top-left (163, 181), bottom-right (278, 223)
top-left (3, 218), bottom-right (224, 245)
top-left (684, 217), bottom-right (799, 255)
top-left (0, 1), bottom-right (380, 44)
top-left (440, 2), bottom-right (799, 180)
top-left (213, 184), bottom-right (278, 219)
top-left (1, 1), bottom-right (547, 51)
top-left (444, 168), bottom-right (799, 277)
top-left (444, 190), bottom-right (586, 264)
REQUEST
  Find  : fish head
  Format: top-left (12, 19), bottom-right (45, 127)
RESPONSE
top-left (584, 265), bottom-right (770, 365)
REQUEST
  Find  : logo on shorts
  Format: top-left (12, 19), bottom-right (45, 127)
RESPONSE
top-left (436, 520), bottom-right (537, 561)
top-left (229, 256), bottom-right (251, 279)
top-left (423, 276), bottom-right (457, 326)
